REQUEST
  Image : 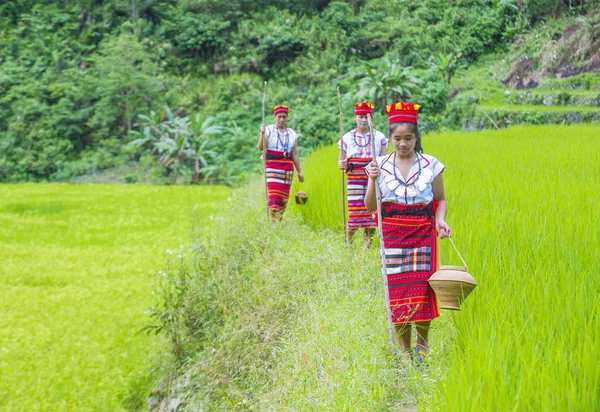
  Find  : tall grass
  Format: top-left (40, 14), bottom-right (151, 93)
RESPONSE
top-left (291, 124), bottom-right (600, 409)
top-left (292, 144), bottom-right (346, 231)
top-left (426, 125), bottom-right (600, 410)
top-left (155, 124), bottom-right (599, 410)
top-left (0, 184), bottom-right (230, 411)
top-left (151, 181), bottom-right (448, 410)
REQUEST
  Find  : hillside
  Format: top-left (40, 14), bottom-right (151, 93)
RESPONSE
top-left (0, 1), bottom-right (598, 184)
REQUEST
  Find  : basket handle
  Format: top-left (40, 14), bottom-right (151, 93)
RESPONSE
top-left (439, 236), bottom-right (468, 269)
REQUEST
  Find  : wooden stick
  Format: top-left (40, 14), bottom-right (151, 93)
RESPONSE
top-left (262, 81), bottom-right (269, 219)
top-left (367, 113), bottom-right (399, 356)
top-left (479, 106), bottom-right (501, 130)
top-left (337, 87), bottom-right (348, 243)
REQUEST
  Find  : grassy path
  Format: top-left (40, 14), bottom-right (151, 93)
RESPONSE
top-left (0, 184), bottom-right (230, 411)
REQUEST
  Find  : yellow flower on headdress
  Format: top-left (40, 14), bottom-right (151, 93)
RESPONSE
top-left (386, 101), bottom-right (420, 112)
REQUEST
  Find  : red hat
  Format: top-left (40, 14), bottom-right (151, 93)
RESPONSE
top-left (273, 105), bottom-right (289, 115)
top-left (385, 101), bottom-right (420, 124)
top-left (355, 102), bottom-right (374, 115)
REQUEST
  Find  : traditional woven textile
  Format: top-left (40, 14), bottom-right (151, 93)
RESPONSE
top-left (381, 202), bottom-right (439, 324)
top-left (346, 157), bottom-right (376, 229)
top-left (265, 149), bottom-right (294, 211)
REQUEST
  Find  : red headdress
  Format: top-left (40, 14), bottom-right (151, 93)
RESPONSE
top-left (354, 102), bottom-right (374, 115)
top-left (273, 105), bottom-right (289, 115)
top-left (385, 101), bottom-right (420, 124)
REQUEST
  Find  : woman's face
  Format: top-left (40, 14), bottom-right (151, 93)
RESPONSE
top-left (355, 114), bottom-right (368, 130)
top-left (390, 123), bottom-right (417, 157)
top-left (275, 113), bottom-right (288, 129)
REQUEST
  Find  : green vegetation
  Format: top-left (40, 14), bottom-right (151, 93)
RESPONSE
top-left (0, 183), bottom-right (230, 410)
top-left (2, 0), bottom-right (597, 183)
top-left (427, 125), bottom-right (600, 410)
top-left (147, 181), bottom-right (448, 410)
top-left (482, 104), bottom-right (600, 112)
top-left (153, 124), bottom-right (600, 409)
top-left (3, 0), bottom-right (599, 409)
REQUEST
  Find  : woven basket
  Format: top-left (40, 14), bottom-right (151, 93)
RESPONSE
top-left (428, 265), bottom-right (477, 310)
top-left (295, 191), bottom-right (308, 205)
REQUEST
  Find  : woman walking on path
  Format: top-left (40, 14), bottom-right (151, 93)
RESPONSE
top-left (338, 102), bottom-right (388, 243)
top-left (365, 102), bottom-right (451, 362)
top-left (258, 105), bottom-right (304, 220)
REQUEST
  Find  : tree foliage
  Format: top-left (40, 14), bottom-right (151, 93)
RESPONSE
top-left (354, 57), bottom-right (421, 112)
top-left (0, 0), bottom-right (596, 182)
top-left (129, 107), bottom-right (222, 182)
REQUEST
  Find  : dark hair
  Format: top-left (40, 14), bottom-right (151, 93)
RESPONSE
top-left (388, 122), bottom-right (423, 153)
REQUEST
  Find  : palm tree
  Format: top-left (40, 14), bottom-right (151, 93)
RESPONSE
top-left (355, 56), bottom-right (421, 111)
top-left (129, 106), bottom-right (222, 182)
top-left (430, 52), bottom-right (464, 85)
top-left (129, 107), bottom-right (190, 170)
top-left (189, 113), bottom-right (222, 183)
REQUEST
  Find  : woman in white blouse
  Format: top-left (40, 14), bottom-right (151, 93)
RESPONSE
top-left (258, 105), bottom-right (304, 220)
top-left (365, 101), bottom-right (451, 363)
top-left (338, 102), bottom-right (388, 243)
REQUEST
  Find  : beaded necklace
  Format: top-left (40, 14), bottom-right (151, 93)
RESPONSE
top-left (392, 152), bottom-right (423, 203)
top-left (353, 129), bottom-right (372, 149)
top-left (275, 126), bottom-right (290, 154)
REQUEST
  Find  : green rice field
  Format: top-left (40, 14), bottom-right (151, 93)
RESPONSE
top-left (0, 184), bottom-right (230, 411)
top-left (3, 124), bottom-right (599, 410)
top-left (286, 124), bottom-right (599, 409)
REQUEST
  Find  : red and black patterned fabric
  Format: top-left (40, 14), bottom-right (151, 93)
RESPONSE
top-left (265, 150), bottom-right (294, 211)
top-left (346, 157), bottom-right (376, 229)
top-left (381, 202), bottom-right (439, 324)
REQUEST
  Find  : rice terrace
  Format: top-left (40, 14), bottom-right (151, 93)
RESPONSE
top-left (1, 0), bottom-right (599, 411)
top-left (0, 185), bottom-right (231, 410)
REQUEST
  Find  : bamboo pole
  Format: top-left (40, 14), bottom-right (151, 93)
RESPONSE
top-left (262, 81), bottom-right (269, 219)
top-left (479, 106), bottom-right (501, 130)
top-left (337, 87), bottom-right (348, 243)
top-left (367, 113), bottom-right (399, 356)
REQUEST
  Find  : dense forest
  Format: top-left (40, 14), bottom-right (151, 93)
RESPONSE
top-left (0, 0), bottom-right (597, 183)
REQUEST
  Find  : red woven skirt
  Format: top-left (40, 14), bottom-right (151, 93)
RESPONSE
top-left (346, 157), bottom-right (376, 229)
top-left (265, 150), bottom-right (294, 211)
top-left (381, 202), bottom-right (439, 324)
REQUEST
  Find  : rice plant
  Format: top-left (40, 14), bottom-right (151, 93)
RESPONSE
top-left (0, 184), bottom-right (230, 411)
top-left (288, 124), bottom-right (600, 410)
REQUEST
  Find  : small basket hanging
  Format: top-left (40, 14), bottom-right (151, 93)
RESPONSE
top-left (295, 191), bottom-right (308, 205)
top-left (428, 237), bottom-right (477, 310)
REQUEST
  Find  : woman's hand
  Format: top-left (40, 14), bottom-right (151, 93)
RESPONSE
top-left (260, 123), bottom-right (266, 134)
top-left (338, 158), bottom-right (347, 170)
top-left (366, 161), bottom-right (379, 181)
top-left (297, 172), bottom-right (304, 183)
top-left (436, 220), bottom-right (451, 238)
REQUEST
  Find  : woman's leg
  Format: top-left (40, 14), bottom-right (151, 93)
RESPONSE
top-left (394, 323), bottom-right (412, 354)
top-left (363, 228), bottom-right (375, 247)
top-left (269, 208), bottom-right (284, 221)
top-left (415, 321), bottom-right (431, 353)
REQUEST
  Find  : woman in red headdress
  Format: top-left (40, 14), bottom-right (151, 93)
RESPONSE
top-left (258, 105), bottom-right (304, 220)
top-left (338, 102), bottom-right (388, 243)
top-left (365, 102), bottom-right (451, 362)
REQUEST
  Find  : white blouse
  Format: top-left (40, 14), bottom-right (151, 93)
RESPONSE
top-left (371, 152), bottom-right (445, 205)
top-left (337, 129), bottom-right (388, 159)
top-left (265, 125), bottom-right (299, 153)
